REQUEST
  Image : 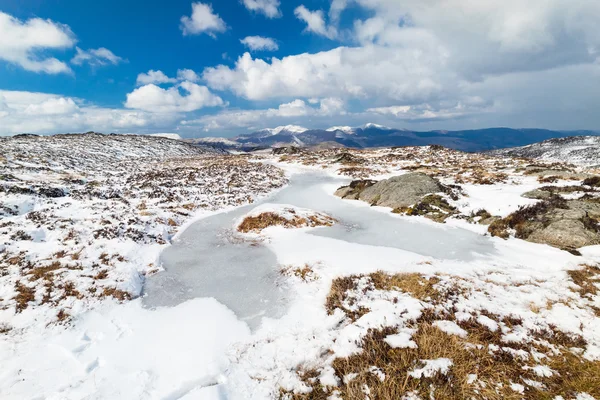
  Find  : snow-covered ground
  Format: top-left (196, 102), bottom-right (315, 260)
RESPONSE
top-left (1, 141), bottom-right (600, 399)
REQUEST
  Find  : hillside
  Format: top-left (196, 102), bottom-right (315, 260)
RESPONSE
top-left (490, 136), bottom-right (600, 167)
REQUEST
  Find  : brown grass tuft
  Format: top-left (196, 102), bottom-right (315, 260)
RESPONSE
top-left (13, 281), bottom-right (36, 312)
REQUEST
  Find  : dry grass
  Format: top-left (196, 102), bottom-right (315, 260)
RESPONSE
top-left (283, 272), bottom-right (600, 400)
top-left (282, 264), bottom-right (318, 282)
top-left (567, 264), bottom-right (600, 298)
top-left (369, 271), bottom-right (441, 301)
top-left (13, 281), bottom-right (36, 312)
top-left (238, 211), bottom-right (335, 234)
top-left (101, 287), bottom-right (132, 301)
top-left (27, 261), bottom-right (62, 281)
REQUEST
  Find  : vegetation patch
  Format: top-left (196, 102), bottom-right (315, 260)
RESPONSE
top-left (283, 272), bottom-right (600, 400)
top-left (392, 194), bottom-right (459, 223)
top-left (238, 208), bottom-right (336, 234)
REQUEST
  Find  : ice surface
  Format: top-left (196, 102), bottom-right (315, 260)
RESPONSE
top-left (144, 172), bottom-right (496, 329)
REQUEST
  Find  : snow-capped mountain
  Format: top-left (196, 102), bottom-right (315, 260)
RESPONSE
top-left (225, 125), bottom-right (600, 152)
top-left (489, 135), bottom-right (600, 167)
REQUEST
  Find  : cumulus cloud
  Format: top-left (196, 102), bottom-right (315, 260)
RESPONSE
top-left (202, 46), bottom-right (450, 102)
top-left (0, 90), bottom-right (177, 136)
top-left (23, 97), bottom-right (80, 115)
top-left (183, 97), bottom-right (345, 131)
top-left (136, 70), bottom-right (177, 86)
top-left (71, 47), bottom-right (124, 67)
top-left (294, 5), bottom-right (337, 39)
top-left (242, 0), bottom-right (281, 18)
top-left (240, 36), bottom-right (279, 51)
top-left (176, 68), bottom-right (200, 82)
top-left (180, 2), bottom-right (227, 37)
top-left (350, 0), bottom-right (600, 78)
top-left (125, 81), bottom-right (224, 113)
top-left (0, 11), bottom-right (75, 74)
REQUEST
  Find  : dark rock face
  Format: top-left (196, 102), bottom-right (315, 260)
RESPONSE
top-left (335, 173), bottom-right (444, 209)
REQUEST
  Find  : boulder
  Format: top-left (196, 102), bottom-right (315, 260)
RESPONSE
top-left (527, 218), bottom-right (600, 249)
top-left (357, 173), bottom-right (444, 208)
top-left (522, 189), bottom-right (553, 200)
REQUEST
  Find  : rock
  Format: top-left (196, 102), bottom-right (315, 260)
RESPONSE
top-left (527, 219), bottom-right (600, 249)
top-left (489, 195), bottom-right (600, 251)
top-left (522, 189), bottom-right (553, 200)
top-left (335, 179), bottom-right (377, 200)
top-left (273, 146), bottom-right (303, 155)
top-left (332, 152), bottom-right (366, 165)
top-left (38, 187), bottom-right (66, 198)
top-left (358, 173), bottom-right (444, 208)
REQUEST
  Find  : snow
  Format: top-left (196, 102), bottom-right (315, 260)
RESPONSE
top-left (326, 126), bottom-right (355, 134)
top-left (363, 123), bottom-right (391, 130)
top-left (3, 139), bottom-right (600, 399)
top-left (408, 358), bottom-right (453, 378)
top-left (146, 133), bottom-right (182, 140)
top-left (384, 328), bottom-right (418, 348)
top-left (0, 298), bottom-right (249, 399)
top-left (268, 125), bottom-right (308, 135)
top-left (432, 320), bottom-right (468, 338)
top-left (192, 136), bottom-right (240, 146)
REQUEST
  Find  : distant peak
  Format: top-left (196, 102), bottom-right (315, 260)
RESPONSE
top-left (363, 123), bottom-right (391, 130)
top-left (268, 125), bottom-right (308, 135)
top-left (326, 126), bottom-right (355, 134)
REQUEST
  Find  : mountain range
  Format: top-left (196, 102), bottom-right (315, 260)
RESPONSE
top-left (190, 124), bottom-right (600, 152)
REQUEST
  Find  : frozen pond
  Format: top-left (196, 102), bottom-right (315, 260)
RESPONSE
top-left (143, 171), bottom-right (496, 328)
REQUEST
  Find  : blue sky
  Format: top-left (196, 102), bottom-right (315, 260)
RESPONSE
top-left (1, 0), bottom-right (600, 137)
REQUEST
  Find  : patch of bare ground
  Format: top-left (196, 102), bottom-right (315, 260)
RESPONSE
top-left (282, 272), bottom-right (600, 400)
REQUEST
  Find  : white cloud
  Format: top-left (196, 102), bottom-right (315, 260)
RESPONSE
top-left (350, 0), bottom-right (600, 78)
top-left (329, 0), bottom-right (348, 24)
top-left (71, 47), bottom-right (124, 67)
top-left (136, 70), bottom-right (177, 86)
top-left (294, 5), bottom-right (337, 39)
top-left (202, 46), bottom-right (450, 102)
top-left (23, 97), bottom-right (80, 115)
top-left (0, 90), bottom-right (177, 135)
top-left (240, 36), bottom-right (279, 51)
top-left (184, 97), bottom-right (345, 131)
top-left (367, 97), bottom-right (493, 121)
top-left (177, 68), bottom-right (200, 82)
top-left (242, 0), bottom-right (281, 18)
top-left (125, 81), bottom-right (224, 113)
top-left (0, 11), bottom-right (75, 74)
top-left (180, 2), bottom-right (227, 37)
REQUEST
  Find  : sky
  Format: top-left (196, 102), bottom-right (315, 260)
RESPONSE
top-left (0, 0), bottom-right (599, 138)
